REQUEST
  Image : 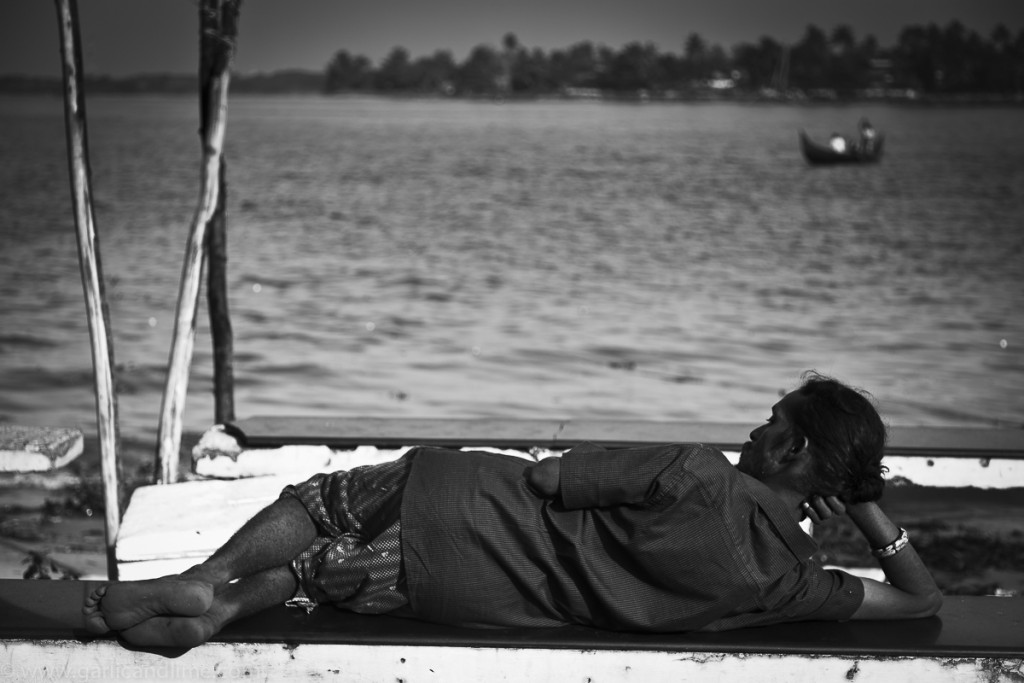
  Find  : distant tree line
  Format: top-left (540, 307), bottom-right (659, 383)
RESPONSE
top-left (324, 22), bottom-right (1024, 99)
top-left (3, 21), bottom-right (1021, 99)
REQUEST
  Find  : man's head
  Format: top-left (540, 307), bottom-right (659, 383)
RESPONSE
top-left (738, 372), bottom-right (887, 503)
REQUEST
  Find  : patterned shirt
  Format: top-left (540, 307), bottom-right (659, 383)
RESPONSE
top-left (400, 443), bottom-right (864, 631)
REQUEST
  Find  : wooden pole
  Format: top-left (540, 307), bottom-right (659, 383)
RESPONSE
top-left (206, 162), bottom-right (235, 424)
top-left (202, 1), bottom-right (236, 426)
top-left (54, 0), bottom-right (123, 579)
top-left (155, 0), bottom-right (241, 483)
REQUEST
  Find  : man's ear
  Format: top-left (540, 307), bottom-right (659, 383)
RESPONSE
top-left (779, 435), bottom-right (810, 464)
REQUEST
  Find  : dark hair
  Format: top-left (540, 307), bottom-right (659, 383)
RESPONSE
top-left (787, 371), bottom-right (888, 503)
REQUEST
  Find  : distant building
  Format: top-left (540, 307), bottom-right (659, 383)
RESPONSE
top-left (868, 58), bottom-right (894, 89)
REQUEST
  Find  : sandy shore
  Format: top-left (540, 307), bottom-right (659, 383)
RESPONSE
top-left (2, 471), bottom-right (1021, 596)
top-left (0, 471), bottom-right (108, 581)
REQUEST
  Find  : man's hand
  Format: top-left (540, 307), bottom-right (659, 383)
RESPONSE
top-left (801, 494), bottom-right (846, 524)
top-left (525, 457), bottom-right (561, 498)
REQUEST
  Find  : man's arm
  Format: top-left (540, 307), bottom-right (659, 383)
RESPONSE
top-left (524, 443), bottom-right (607, 499)
top-left (806, 496), bottom-right (943, 620)
top-left (846, 501), bottom-right (943, 620)
top-left (525, 456), bottom-right (561, 497)
top-left (524, 443), bottom-right (695, 509)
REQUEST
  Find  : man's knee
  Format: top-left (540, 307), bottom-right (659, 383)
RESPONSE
top-left (273, 493), bottom-right (319, 541)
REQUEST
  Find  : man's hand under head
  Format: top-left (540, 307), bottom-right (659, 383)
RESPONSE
top-left (800, 494), bottom-right (847, 525)
top-left (525, 457), bottom-right (561, 498)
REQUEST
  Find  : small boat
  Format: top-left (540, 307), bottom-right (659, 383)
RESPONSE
top-left (800, 130), bottom-right (884, 165)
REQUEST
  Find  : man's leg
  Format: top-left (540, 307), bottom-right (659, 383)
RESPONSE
top-left (116, 565), bottom-right (297, 648)
top-left (185, 494), bottom-right (318, 585)
top-left (84, 495), bottom-right (317, 634)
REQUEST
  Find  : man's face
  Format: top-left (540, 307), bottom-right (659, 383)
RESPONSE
top-left (737, 391), bottom-right (805, 480)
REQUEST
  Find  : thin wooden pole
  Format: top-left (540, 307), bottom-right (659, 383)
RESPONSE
top-left (202, 1), bottom-right (236, 425)
top-left (54, 0), bottom-right (123, 579)
top-left (155, 0), bottom-right (240, 484)
top-left (207, 161), bottom-right (234, 424)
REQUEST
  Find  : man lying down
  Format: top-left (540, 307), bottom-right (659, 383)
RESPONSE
top-left (83, 372), bottom-right (941, 648)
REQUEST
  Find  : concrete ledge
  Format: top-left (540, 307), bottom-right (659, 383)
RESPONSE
top-left (0, 425), bottom-right (83, 472)
top-left (3, 639), bottom-right (1022, 682)
top-left (0, 580), bottom-right (1021, 682)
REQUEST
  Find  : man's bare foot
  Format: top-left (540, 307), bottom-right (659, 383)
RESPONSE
top-left (85, 576), bottom-right (216, 633)
top-left (83, 584), bottom-right (111, 634)
top-left (118, 597), bottom-right (231, 649)
top-left (118, 612), bottom-right (220, 649)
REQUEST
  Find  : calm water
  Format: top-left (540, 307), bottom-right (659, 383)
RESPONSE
top-left (1, 95), bottom-right (1022, 473)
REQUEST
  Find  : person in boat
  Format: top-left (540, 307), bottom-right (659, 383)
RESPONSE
top-left (858, 118), bottom-right (878, 154)
top-left (83, 372), bottom-right (942, 648)
top-left (829, 132), bottom-right (848, 154)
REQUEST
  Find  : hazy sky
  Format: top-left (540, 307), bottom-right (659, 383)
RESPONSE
top-left (2, 0), bottom-right (1022, 77)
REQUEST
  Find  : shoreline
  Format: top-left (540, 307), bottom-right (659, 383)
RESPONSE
top-left (1, 78), bottom-right (1022, 107)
